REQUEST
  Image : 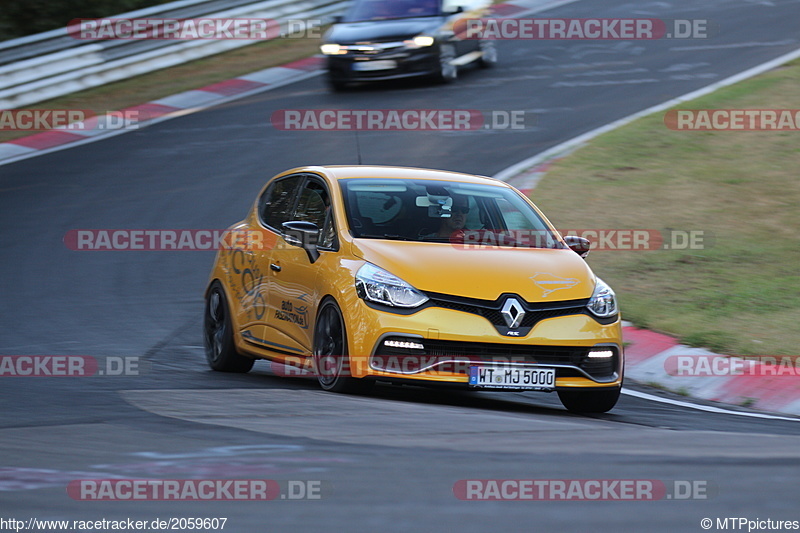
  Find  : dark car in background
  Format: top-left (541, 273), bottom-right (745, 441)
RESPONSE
top-left (320, 0), bottom-right (496, 90)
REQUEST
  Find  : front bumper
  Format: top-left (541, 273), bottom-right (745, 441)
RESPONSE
top-left (326, 48), bottom-right (439, 83)
top-left (346, 302), bottom-right (624, 390)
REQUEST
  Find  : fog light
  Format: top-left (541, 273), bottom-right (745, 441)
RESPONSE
top-left (588, 349), bottom-right (614, 359)
top-left (384, 340), bottom-right (424, 350)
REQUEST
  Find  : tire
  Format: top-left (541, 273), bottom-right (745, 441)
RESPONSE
top-left (558, 386), bottom-right (621, 413)
top-left (312, 299), bottom-right (373, 394)
top-left (203, 282), bottom-right (255, 373)
top-left (478, 40), bottom-right (497, 68)
top-left (327, 76), bottom-right (348, 92)
top-left (435, 43), bottom-right (458, 83)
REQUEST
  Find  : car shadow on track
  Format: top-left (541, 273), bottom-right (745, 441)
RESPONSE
top-left (245, 364), bottom-right (615, 422)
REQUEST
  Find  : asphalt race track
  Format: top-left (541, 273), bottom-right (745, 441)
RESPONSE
top-left (1, 0), bottom-right (799, 530)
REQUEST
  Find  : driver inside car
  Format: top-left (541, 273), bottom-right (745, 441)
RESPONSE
top-left (422, 195), bottom-right (470, 240)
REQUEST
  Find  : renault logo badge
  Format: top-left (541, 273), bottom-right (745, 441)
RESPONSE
top-left (500, 298), bottom-right (525, 329)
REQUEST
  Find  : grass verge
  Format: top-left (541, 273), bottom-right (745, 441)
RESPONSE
top-left (534, 59), bottom-right (800, 356)
top-left (0, 33), bottom-right (325, 143)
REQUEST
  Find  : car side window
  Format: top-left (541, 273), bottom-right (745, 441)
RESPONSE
top-left (259, 176), bottom-right (304, 230)
top-left (290, 178), bottom-right (337, 250)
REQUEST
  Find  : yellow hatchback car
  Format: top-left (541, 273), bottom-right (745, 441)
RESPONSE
top-left (204, 166), bottom-right (623, 413)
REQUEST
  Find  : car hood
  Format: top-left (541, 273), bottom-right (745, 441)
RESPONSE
top-left (325, 18), bottom-right (445, 44)
top-left (350, 239), bottom-right (597, 303)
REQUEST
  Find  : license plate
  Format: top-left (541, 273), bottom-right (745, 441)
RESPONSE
top-left (352, 60), bottom-right (397, 71)
top-left (469, 366), bottom-right (555, 390)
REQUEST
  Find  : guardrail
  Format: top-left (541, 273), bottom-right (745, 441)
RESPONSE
top-left (0, 0), bottom-right (347, 109)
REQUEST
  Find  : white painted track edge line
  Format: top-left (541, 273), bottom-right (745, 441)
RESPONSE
top-left (0, 69), bottom-right (322, 167)
top-left (622, 388), bottom-right (800, 422)
top-left (493, 46), bottom-right (800, 183)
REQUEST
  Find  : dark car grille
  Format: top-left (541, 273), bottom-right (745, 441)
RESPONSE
top-left (350, 46), bottom-right (404, 56)
top-left (373, 337), bottom-right (619, 381)
top-left (337, 42), bottom-right (407, 56)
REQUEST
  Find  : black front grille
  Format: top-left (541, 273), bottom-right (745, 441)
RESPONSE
top-left (421, 339), bottom-right (586, 364)
top-left (341, 43), bottom-right (407, 57)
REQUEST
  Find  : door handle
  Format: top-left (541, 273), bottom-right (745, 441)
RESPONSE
top-left (270, 263), bottom-right (281, 272)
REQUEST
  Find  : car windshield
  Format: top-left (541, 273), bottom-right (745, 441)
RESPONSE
top-left (344, 0), bottom-right (441, 22)
top-left (340, 178), bottom-right (565, 249)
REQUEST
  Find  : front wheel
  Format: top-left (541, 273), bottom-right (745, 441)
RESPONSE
top-left (434, 44), bottom-right (458, 83)
top-left (558, 387), bottom-right (620, 413)
top-left (327, 76), bottom-right (349, 92)
top-left (478, 40), bottom-right (497, 68)
top-left (312, 299), bottom-right (372, 394)
top-left (204, 282), bottom-right (254, 373)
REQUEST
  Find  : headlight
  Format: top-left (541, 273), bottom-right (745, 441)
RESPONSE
top-left (320, 43), bottom-right (346, 55)
top-left (586, 278), bottom-right (618, 318)
top-left (403, 35), bottom-right (435, 49)
top-left (355, 263), bottom-right (429, 308)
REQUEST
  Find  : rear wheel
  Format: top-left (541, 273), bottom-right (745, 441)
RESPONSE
top-left (313, 299), bottom-right (372, 394)
top-left (558, 387), bottom-right (620, 413)
top-left (204, 282), bottom-right (254, 373)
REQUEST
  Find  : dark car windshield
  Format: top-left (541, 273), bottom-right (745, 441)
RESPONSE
top-left (340, 178), bottom-right (566, 249)
top-left (344, 0), bottom-right (441, 22)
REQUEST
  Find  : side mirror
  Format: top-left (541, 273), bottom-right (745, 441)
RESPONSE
top-left (444, 6), bottom-right (464, 15)
top-left (331, 15), bottom-right (343, 24)
top-left (563, 235), bottom-right (590, 259)
top-left (282, 221), bottom-right (321, 264)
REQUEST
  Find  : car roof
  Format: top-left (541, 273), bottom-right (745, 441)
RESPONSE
top-left (302, 165), bottom-right (506, 186)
